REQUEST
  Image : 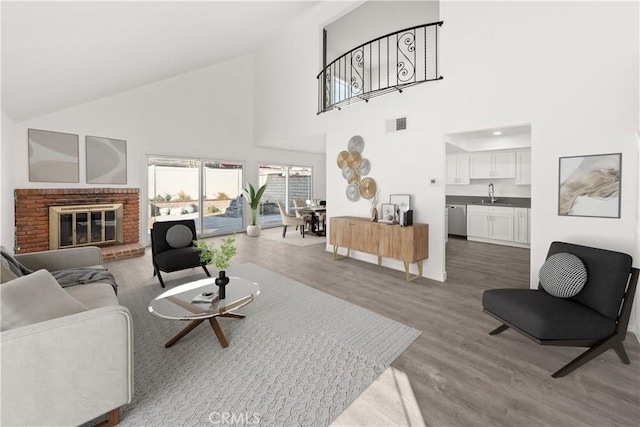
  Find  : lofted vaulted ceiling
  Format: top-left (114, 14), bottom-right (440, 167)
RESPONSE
top-left (1, 1), bottom-right (319, 122)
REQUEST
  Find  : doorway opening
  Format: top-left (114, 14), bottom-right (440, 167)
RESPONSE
top-left (443, 124), bottom-right (532, 284)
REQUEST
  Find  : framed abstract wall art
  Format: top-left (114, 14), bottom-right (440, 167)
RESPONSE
top-left (86, 136), bottom-right (127, 184)
top-left (28, 129), bottom-right (79, 183)
top-left (558, 153), bottom-right (621, 218)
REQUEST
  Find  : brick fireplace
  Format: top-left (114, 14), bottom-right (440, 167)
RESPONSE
top-left (14, 188), bottom-right (145, 261)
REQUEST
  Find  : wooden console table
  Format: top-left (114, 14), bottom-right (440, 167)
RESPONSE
top-left (329, 216), bottom-right (429, 282)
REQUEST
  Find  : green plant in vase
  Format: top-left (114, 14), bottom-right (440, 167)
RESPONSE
top-left (243, 182), bottom-right (267, 237)
top-left (194, 236), bottom-right (237, 299)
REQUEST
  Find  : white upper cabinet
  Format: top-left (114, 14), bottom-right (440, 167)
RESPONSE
top-left (446, 154), bottom-right (470, 185)
top-left (469, 152), bottom-right (515, 179)
top-left (515, 150), bottom-right (532, 185)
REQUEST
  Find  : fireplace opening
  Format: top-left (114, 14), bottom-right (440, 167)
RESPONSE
top-left (49, 204), bottom-right (124, 250)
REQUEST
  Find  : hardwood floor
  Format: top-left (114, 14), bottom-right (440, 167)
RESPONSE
top-left (108, 233), bottom-right (640, 426)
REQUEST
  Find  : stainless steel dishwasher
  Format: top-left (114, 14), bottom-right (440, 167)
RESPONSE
top-left (446, 204), bottom-right (467, 237)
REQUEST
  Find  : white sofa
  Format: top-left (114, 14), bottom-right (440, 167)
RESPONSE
top-left (1, 246), bottom-right (133, 427)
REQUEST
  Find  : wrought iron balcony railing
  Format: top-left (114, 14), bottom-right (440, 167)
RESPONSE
top-left (317, 21), bottom-right (443, 114)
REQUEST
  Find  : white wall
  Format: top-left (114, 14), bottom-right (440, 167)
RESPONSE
top-left (1, 112), bottom-right (16, 251)
top-left (10, 54), bottom-right (326, 244)
top-left (325, 0), bottom-right (440, 63)
top-left (253, 1), bottom-right (640, 334)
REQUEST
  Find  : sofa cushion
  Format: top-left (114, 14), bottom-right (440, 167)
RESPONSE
top-left (1, 269), bottom-right (88, 331)
top-left (1, 246), bottom-right (33, 283)
top-left (483, 289), bottom-right (616, 340)
top-left (64, 283), bottom-right (119, 309)
top-left (165, 224), bottom-right (193, 248)
top-left (1, 257), bottom-right (20, 283)
top-left (539, 252), bottom-right (587, 298)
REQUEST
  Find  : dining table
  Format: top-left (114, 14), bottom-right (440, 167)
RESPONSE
top-left (294, 205), bottom-right (327, 236)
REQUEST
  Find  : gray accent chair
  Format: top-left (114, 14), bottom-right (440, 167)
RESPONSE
top-left (483, 241), bottom-right (638, 377)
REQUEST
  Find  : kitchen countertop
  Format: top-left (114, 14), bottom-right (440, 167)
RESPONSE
top-left (446, 195), bottom-right (531, 208)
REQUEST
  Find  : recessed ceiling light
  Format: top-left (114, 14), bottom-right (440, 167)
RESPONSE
top-left (492, 131), bottom-right (502, 136)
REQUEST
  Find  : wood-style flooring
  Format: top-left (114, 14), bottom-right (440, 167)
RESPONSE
top-left (108, 233), bottom-right (640, 426)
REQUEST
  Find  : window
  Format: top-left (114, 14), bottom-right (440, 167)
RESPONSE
top-left (147, 156), bottom-right (244, 242)
top-left (258, 164), bottom-right (313, 227)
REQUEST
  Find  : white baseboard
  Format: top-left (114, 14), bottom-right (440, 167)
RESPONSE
top-left (467, 236), bottom-right (530, 249)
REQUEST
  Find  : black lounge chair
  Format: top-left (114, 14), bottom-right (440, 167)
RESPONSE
top-left (151, 219), bottom-right (210, 288)
top-left (483, 241), bottom-right (638, 378)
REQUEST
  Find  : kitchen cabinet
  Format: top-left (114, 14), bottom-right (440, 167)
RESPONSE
top-left (446, 154), bottom-right (470, 185)
top-left (467, 205), bottom-right (514, 241)
top-left (514, 208), bottom-right (530, 244)
top-left (515, 150), bottom-right (532, 185)
top-left (467, 206), bottom-right (489, 238)
top-left (469, 152), bottom-right (516, 179)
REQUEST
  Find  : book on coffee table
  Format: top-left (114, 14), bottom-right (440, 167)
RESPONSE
top-left (191, 291), bottom-right (218, 304)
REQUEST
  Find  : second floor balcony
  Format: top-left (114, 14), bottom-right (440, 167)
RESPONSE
top-left (318, 22), bottom-right (443, 114)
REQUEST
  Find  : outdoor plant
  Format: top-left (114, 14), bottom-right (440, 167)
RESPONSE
top-left (243, 182), bottom-right (267, 226)
top-left (216, 192), bottom-right (230, 200)
top-left (176, 190), bottom-right (192, 201)
top-left (194, 236), bottom-right (237, 269)
top-left (207, 204), bottom-right (220, 214)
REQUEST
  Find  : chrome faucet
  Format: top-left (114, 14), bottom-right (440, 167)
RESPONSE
top-left (489, 183), bottom-right (497, 203)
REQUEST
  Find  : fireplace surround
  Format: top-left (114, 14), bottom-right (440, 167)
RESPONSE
top-left (49, 203), bottom-right (124, 250)
top-left (14, 188), bottom-right (143, 260)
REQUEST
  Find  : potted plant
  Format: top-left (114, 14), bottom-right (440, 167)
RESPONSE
top-left (243, 182), bottom-right (267, 237)
top-left (194, 236), bottom-right (237, 299)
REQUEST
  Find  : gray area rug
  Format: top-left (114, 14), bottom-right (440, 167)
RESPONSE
top-left (259, 227), bottom-right (327, 247)
top-left (119, 263), bottom-right (420, 426)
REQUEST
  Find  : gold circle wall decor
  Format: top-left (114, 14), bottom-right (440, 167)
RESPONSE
top-left (337, 151), bottom-right (349, 169)
top-left (338, 135), bottom-right (376, 203)
top-left (346, 151), bottom-right (362, 170)
top-left (348, 172), bottom-right (361, 185)
top-left (359, 177), bottom-right (377, 199)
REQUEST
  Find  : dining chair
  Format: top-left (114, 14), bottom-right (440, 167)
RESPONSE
top-left (293, 199), bottom-right (311, 230)
top-left (277, 201), bottom-right (305, 238)
top-left (317, 200), bottom-right (327, 231)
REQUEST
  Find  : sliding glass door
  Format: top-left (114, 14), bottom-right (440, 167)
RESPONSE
top-left (258, 164), bottom-right (313, 228)
top-left (148, 156), bottom-right (243, 242)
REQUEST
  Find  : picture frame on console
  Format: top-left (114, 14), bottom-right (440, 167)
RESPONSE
top-left (389, 194), bottom-right (411, 223)
top-left (379, 203), bottom-right (396, 224)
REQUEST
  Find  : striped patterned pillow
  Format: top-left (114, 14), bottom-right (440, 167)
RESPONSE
top-left (539, 252), bottom-right (587, 298)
